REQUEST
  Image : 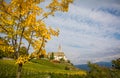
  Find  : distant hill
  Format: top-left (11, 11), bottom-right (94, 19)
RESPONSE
top-left (96, 61), bottom-right (112, 67)
top-left (75, 64), bottom-right (89, 71)
top-left (75, 61), bottom-right (112, 71)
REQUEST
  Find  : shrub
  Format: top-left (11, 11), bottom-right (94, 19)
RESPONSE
top-left (65, 66), bottom-right (70, 70)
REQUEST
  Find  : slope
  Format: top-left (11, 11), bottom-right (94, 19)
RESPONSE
top-left (0, 59), bottom-right (86, 78)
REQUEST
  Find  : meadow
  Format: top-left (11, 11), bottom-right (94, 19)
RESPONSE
top-left (0, 59), bottom-right (86, 78)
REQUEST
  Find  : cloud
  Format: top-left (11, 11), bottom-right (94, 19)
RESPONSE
top-left (44, 0), bottom-right (120, 64)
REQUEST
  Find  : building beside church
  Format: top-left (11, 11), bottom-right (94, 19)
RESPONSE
top-left (48, 45), bottom-right (67, 61)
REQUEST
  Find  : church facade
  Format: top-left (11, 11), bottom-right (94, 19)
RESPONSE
top-left (47, 45), bottom-right (67, 61)
top-left (48, 52), bottom-right (67, 61)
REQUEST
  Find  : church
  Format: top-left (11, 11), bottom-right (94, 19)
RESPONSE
top-left (47, 45), bottom-right (67, 61)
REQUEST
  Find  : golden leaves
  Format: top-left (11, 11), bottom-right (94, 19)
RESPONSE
top-left (0, 38), bottom-right (14, 53)
top-left (0, 0), bottom-right (73, 64)
top-left (33, 20), bottom-right (51, 40)
top-left (30, 49), bottom-right (46, 58)
top-left (47, 0), bottom-right (61, 10)
top-left (0, 46), bottom-right (14, 53)
top-left (60, 0), bottom-right (73, 12)
top-left (16, 55), bottom-right (30, 64)
top-left (32, 40), bottom-right (42, 51)
top-left (10, 0), bottom-right (43, 17)
top-left (24, 13), bottom-right (36, 26)
top-left (46, 0), bottom-right (73, 13)
top-left (49, 27), bottom-right (59, 36)
top-left (41, 49), bottom-right (46, 56)
top-left (0, 13), bottom-right (14, 26)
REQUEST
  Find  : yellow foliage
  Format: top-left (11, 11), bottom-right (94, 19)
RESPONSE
top-left (0, 46), bottom-right (14, 53)
top-left (41, 49), bottom-right (46, 56)
top-left (49, 27), bottom-right (59, 36)
top-left (0, 39), bottom-right (5, 45)
top-left (32, 40), bottom-right (42, 51)
top-left (0, 39), bottom-right (14, 53)
top-left (16, 55), bottom-right (30, 64)
top-left (30, 51), bottom-right (37, 58)
top-left (46, 0), bottom-right (73, 13)
top-left (0, 0), bottom-right (73, 65)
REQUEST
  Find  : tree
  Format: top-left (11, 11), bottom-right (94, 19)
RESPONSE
top-left (0, 0), bottom-right (73, 78)
top-left (0, 37), bottom-right (14, 58)
top-left (87, 62), bottom-right (112, 78)
top-left (86, 61), bottom-right (120, 78)
top-left (19, 46), bottom-right (28, 56)
top-left (112, 58), bottom-right (120, 70)
top-left (50, 52), bottom-right (54, 60)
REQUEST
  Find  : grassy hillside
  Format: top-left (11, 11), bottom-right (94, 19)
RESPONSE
top-left (0, 59), bottom-right (86, 78)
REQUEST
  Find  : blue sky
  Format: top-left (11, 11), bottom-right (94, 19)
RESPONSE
top-left (42, 0), bottom-right (120, 65)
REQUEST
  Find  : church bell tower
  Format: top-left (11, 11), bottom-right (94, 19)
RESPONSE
top-left (58, 44), bottom-right (62, 52)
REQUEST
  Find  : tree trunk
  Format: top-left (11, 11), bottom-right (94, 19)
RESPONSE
top-left (17, 64), bottom-right (22, 78)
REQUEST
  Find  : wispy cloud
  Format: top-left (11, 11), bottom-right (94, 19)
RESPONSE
top-left (44, 0), bottom-right (120, 64)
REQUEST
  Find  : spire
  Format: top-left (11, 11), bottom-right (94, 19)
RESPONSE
top-left (58, 44), bottom-right (62, 52)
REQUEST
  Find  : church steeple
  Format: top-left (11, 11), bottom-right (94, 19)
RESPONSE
top-left (58, 44), bottom-right (62, 52)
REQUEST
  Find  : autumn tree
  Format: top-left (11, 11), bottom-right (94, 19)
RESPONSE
top-left (0, 0), bottom-right (73, 78)
top-left (0, 37), bottom-right (14, 58)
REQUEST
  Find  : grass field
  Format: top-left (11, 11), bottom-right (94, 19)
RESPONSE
top-left (0, 59), bottom-right (86, 78)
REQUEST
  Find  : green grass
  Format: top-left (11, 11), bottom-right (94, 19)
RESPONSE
top-left (0, 59), bottom-right (86, 78)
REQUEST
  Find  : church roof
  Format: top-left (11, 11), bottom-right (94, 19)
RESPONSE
top-left (48, 52), bottom-right (65, 57)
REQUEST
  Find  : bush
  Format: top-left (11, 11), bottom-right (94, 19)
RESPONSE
top-left (112, 58), bottom-right (120, 70)
top-left (86, 62), bottom-right (120, 78)
top-left (65, 66), bottom-right (70, 70)
top-left (0, 50), bottom-right (4, 59)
